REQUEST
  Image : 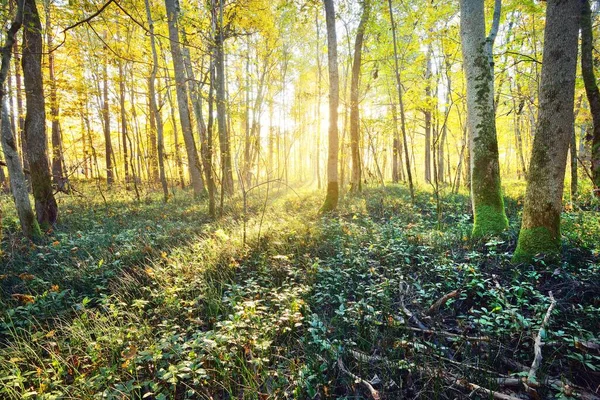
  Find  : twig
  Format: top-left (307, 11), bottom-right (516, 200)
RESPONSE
top-left (455, 378), bottom-right (523, 400)
top-left (426, 289), bottom-right (460, 315)
top-left (401, 326), bottom-right (490, 342)
top-left (528, 291), bottom-right (556, 384)
top-left (337, 358), bottom-right (380, 400)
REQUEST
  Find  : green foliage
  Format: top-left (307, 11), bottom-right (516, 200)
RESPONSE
top-left (1, 184), bottom-right (599, 399)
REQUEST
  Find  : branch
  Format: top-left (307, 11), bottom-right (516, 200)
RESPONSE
top-left (426, 289), bottom-right (460, 315)
top-left (528, 291), bottom-right (556, 384)
top-left (62, 0), bottom-right (116, 33)
top-left (337, 358), bottom-right (380, 400)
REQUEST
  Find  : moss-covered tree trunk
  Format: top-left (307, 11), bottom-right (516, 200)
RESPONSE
top-left (459, 0), bottom-right (507, 237)
top-left (581, 0), bottom-right (600, 196)
top-left (22, 0), bottom-right (58, 229)
top-left (165, 0), bottom-right (205, 198)
top-left (320, 0), bottom-right (339, 212)
top-left (349, 0), bottom-right (370, 194)
top-left (513, 0), bottom-right (580, 262)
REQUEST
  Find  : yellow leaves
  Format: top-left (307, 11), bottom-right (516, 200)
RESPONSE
top-left (160, 251), bottom-right (168, 260)
top-left (19, 273), bottom-right (35, 281)
top-left (11, 293), bottom-right (35, 304)
top-left (50, 284), bottom-right (60, 292)
top-left (145, 267), bottom-right (155, 277)
top-left (52, 240), bottom-right (60, 247)
top-left (121, 344), bottom-right (137, 368)
top-left (45, 330), bottom-right (56, 338)
top-left (0, 274), bottom-right (7, 280)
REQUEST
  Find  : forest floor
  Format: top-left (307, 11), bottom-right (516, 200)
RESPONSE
top-left (0, 183), bottom-right (599, 399)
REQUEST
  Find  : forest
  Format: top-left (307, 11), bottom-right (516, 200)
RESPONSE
top-left (0, 0), bottom-right (599, 398)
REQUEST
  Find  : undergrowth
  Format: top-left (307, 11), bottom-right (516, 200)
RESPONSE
top-left (1, 183), bottom-right (599, 399)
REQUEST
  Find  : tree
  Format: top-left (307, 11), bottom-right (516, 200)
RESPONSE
top-left (212, 0), bottom-right (234, 196)
top-left (144, 0), bottom-right (168, 202)
top-left (581, 0), bottom-right (600, 196)
top-left (22, 0), bottom-right (58, 228)
top-left (349, 0), bottom-right (371, 193)
top-left (45, 0), bottom-right (66, 192)
top-left (459, 0), bottom-right (507, 237)
top-left (388, 0), bottom-right (414, 202)
top-left (101, 44), bottom-right (113, 185)
top-left (164, 0), bottom-right (205, 198)
top-left (320, 0), bottom-right (339, 212)
top-left (513, 0), bottom-right (580, 261)
top-left (0, 0), bottom-right (41, 239)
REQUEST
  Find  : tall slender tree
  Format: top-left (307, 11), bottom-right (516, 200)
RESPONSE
top-left (388, 0), bottom-right (414, 202)
top-left (165, 0), bottom-right (205, 197)
top-left (22, 0), bottom-right (58, 228)
top-left (144, 0), bottom-right (168, 202)
top-left (349, 0), bottom-right (371, 193)
top-left (320, 0), bottom-right (339, 212)
top-left (459, 0), bottom-right (507, 237)
top-left (514, 0), bottom-right (580, 261)
top-left (581, 0), bottom-right (600, 196)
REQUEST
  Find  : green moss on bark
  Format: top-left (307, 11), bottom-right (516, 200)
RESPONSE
top-left (320, 182), bottom-right (339, 213)
top-left (513, 226), bottom-right (560, 263)
top-left (472, 204), bottom-right (508, 238)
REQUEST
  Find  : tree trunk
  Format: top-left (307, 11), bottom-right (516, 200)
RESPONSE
top-left (0, 0), bottom-right (41, 238)
top-left (22, 0), bottom-right (58, 228)
top-left (145, 0), bottom-right (168, 202)
top-left (118, 60), bottom-right (130, 188)
top-left (514, 0), bottom-right (580, 262)
top-left (183, 47), bottom-right (216, 214)
top-left (320, 0), bottom-right (339, 212)
top-left (388, 0), bottom-right (414, 202)
top-left (212, 0), bottom-right (234, 195)
top-left (101, 51), bottom-right (114, 185)
top-left (581, 0), bottom-right (600, 195)
top-left (164, 0), bottom-right (205, 197)
top-left (424, 45), bottom-right (432, 183)
top-left (349, 0), bottom-right (370, 193)
top-left (44, 0), bottom-right (66, 192)
top-left (459, 0), bottom-right (508, 237)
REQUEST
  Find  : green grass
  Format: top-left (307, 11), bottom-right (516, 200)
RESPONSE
top-left (1, 182), bottom-right (599, 399)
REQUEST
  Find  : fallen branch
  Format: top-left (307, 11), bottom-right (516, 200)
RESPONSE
top-left (528, 291), bottom-right (556, 384)
top-left (426, 289), bottom-right (460, 315)
top-left (455, 378), bottom-right (523, 400)
top-left (337, 358), bottom-right (380, 400)
top-left (402, 326), bottom-right (490, 342)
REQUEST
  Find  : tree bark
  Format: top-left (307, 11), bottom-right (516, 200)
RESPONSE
top-left (320, 0), bottom-right (339, 212)
top-left (0, 0), bottom-right (41, 238)
top-left (145, 0), bottom-right (168, 202)
top-left (349, 0), bottom-right (370, 193)
top-left (212, 0), bottom-right (234, 195)
top-left (22, 0), bottom-right (58, 228)
top-left (581, 0), bottom-right (600, 195)
top-left (44, 0), bottom-right (66, 192)
top-left (101, 48), bottom-right (114, 185)
top-left (388, 0), bottom-right (414, 202)
top-left (514, 0), bottom-right (580, 262)
top-left (164, 0), bottom-right (205, 197)
top-left (459, 0), bottom-right (508, 237)
top-left (424, 44), bottom-right (432, 184)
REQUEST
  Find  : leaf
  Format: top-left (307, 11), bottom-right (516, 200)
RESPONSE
top-left (11, 294), bottom-right (35, 304)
